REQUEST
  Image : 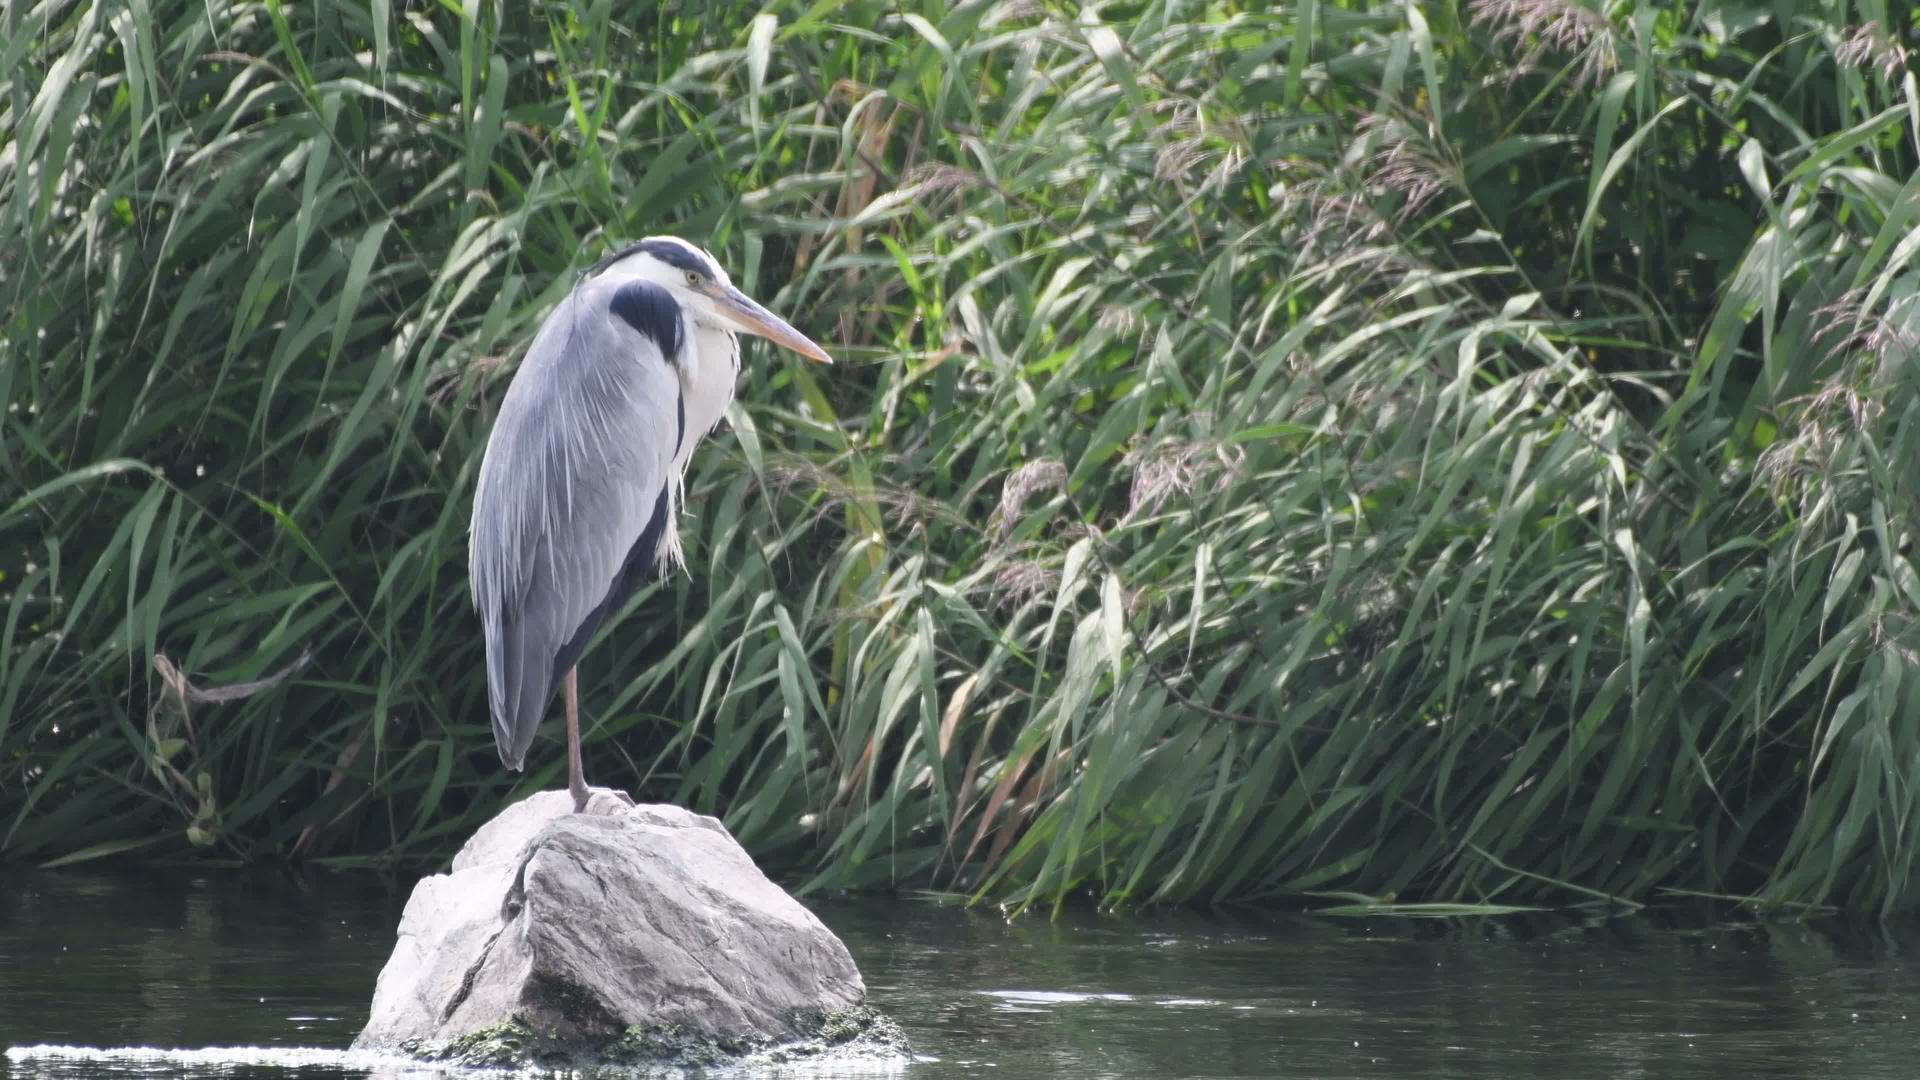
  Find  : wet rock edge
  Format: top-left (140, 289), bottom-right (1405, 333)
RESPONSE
top-left (400, 1004), bottom-right (908, 1070)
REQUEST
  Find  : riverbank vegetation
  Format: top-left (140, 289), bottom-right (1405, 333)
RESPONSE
top-left (6, 0), bottom-right (1920, 913)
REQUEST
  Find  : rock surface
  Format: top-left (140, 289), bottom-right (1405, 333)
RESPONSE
top-left (354, 790), bottom-right (892, 1066)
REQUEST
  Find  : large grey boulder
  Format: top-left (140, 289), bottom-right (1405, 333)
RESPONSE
top-left (353, 790), bottom-right (901, 1068)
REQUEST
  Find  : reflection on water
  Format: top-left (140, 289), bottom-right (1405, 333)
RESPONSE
top-left (0, 870), bottom-right (397, 1058)
top-left (3, 868), bottom-right (1919, 1079)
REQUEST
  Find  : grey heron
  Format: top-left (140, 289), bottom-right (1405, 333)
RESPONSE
top-left (470, 236), bottom-right (832, 812)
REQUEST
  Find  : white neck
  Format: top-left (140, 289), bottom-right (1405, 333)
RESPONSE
top-left (675, 319), bottom-right (741, 473)
top-left (656, 317), bottom-right (740, 574)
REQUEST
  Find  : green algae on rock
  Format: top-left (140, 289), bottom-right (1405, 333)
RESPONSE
top-left (409, 1005), bottom-right (908, 1070)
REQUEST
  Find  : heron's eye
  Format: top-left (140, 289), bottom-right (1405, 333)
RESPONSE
top-left (685, 271), bottom-right (700, 285)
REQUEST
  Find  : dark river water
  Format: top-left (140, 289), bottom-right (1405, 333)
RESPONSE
top-left (2, 868), bottom-right (1918, 1078)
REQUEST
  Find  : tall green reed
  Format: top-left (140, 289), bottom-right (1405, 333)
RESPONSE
top-left (6, 0), bottom-right (1920, 914)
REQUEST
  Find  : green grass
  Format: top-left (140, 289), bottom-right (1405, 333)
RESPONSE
top-left (6, 0), bottom-right (1920, 914)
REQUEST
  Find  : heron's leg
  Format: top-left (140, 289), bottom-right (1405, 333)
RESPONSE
top-left (565, 667), bottom-right (588, 812)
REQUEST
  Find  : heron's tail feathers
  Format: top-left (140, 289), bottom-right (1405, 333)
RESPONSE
top-left (484, 608), bottom-right (553, 772)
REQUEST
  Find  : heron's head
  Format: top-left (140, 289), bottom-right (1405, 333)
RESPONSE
top-left (589, 236), bottom-right (832, 363)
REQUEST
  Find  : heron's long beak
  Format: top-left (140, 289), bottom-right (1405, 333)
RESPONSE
top-left (713, 285), bottom-right (834, 364)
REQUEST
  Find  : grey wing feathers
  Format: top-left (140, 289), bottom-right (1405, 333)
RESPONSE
top-left (469, 277), bottom-right (685, 770)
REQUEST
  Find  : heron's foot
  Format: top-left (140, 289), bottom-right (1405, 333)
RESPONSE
top-left (565, 786), bottom-right (636, 813)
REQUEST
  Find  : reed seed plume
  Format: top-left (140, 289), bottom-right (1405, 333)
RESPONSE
top-left (1835, 22), bottom-right (1914, 79)
top-left (992, 459), bottom-right (1067, 543)
top-left (1469, 0), bottom-right (1619, 87)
